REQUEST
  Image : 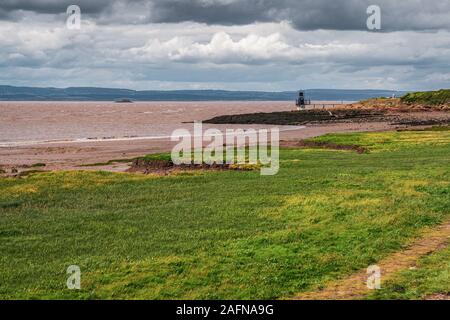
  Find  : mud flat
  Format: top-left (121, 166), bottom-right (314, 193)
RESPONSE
top-left (204, 108), bottom-right (450, 126)
top-left (204, 109), bottom-right (389, 125)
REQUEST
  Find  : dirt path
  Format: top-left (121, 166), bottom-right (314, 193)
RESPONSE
top-left (294, 219), bottom-right (450, 300)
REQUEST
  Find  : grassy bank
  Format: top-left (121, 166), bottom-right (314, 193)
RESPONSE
top-left (401, 89), bottom-right (450, 105)
top-left (0, 129), bottom-right (449, 299)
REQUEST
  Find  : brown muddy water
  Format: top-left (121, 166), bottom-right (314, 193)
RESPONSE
top-left (0, 101), bottom-right (312, 147)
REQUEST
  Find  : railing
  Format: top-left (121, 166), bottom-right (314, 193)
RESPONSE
top-left (296, 101), bottom-right (347, 110)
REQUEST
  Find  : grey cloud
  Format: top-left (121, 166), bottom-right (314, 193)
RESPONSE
top-left (148, 0), bottom-right (450, 32)
top-left (0, 0), bottom-right (113, 14)
top-left (148, 0), bottom-right (277, 25)
top-left (148, 0), bottom-right (367, 30)
top-left (0, 9), bottom-right (9, 19)
top-left (2, 0), bottom-right (450, 31)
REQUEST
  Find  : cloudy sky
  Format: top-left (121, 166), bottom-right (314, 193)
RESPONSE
top-left (1, 0), bottom-right (450, 91)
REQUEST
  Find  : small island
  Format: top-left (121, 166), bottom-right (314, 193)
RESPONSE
top-left (115, 98), bottom-right (133, 103)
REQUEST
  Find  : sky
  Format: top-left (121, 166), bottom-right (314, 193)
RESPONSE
top-left (0, 0), bottom-right (450, 91)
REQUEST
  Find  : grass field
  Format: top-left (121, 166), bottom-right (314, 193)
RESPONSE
top-left (0, 129), bottom-right (449, 299)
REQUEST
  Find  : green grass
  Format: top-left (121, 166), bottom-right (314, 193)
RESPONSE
top-left (309, 130), bottom-right (450, 152)
top-left (401, 89), bottom-right (450, 105)
top-left (140, 148), bottom-right (266, 167)
top-left (367, 246), bottom-right (450, 300)
top-left (140, 153), bottom-right (173, 162)
top-left (0, 130), bottom-right (449, 299)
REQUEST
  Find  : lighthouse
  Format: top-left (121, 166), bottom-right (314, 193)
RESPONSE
top-left (295, 90), bottom-right (310, 110)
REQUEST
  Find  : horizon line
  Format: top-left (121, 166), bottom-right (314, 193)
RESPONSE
top-left (0, 84), bottom-right (412, 93)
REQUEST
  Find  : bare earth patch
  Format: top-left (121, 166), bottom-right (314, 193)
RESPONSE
top-left (280, 140), bottom-right (368, 154)
top-left (294, 219), bottom-right (450, 300)
top-left (127, 158), bottom-right (256, 175)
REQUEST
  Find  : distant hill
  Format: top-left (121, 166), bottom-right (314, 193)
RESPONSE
top-left (0, 85), bottom-right (407, 102)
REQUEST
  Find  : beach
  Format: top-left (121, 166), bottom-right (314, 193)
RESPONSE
top-left (1, 101), bottom-right (449, 173)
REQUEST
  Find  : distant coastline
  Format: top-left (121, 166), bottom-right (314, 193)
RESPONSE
top-left (0, 85), bottom-right (407, 102)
